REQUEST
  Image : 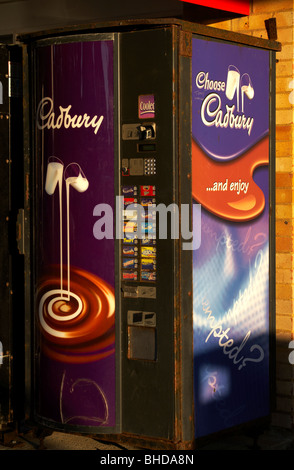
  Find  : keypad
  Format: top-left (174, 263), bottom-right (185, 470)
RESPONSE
top-left (144, 157), bottom-right (156, 175)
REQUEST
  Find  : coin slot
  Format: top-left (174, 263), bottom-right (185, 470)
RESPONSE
top-left (133, 312), bottom-right (143, 324)
top-left (127, 311), bottom-right (156, 326)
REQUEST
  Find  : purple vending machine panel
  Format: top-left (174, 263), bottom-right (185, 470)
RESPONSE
top-left (192, 37), bottom-right (271, 438)
top-left (34, 39), bottom-right (116, 429)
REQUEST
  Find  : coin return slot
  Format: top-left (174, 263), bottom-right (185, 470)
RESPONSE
top-left (128, 326), bottom-right (156, 361)
top-left (122, 286), bottom-right (156, 299)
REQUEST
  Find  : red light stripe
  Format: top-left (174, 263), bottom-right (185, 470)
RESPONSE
top-left (179, 0), bottom-right (249, 15)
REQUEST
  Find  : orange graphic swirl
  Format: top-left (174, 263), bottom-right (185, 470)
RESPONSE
top-left (192, 136), bottom-right (269, 221)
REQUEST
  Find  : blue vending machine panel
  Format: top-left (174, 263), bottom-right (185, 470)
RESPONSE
top-left (192, 36), bottom-right (271, 438)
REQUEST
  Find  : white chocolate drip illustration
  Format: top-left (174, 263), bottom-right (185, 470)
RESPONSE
top-left (65, 163), bottom-right (89, 299)
top-left (225, 65), bottom-right (240, 112)
top-left (226, 66), bottom-right (254, 114)
top-left (45, 157), bottom-right (64, 295)
top-left (241, 73), bottom-right (254, 113)
top-left (40, 158), bottom-right (89, 335)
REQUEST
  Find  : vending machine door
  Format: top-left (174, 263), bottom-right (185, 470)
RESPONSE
top-left (31, 34), bottom-right (119, 433)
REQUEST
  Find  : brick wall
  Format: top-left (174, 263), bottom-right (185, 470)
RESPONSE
top-left (210, 0), bottom-right (294, 430)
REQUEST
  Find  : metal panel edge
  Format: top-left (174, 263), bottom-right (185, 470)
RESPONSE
top-left (178, 27), bottom-right (194, 446)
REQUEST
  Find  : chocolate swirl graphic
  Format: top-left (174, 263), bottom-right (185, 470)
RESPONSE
top-left (37, 266), bottom-right (115, 363)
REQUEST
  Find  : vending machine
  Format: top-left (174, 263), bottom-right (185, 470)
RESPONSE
top-left (17, 19), bottom-right (279, 449)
